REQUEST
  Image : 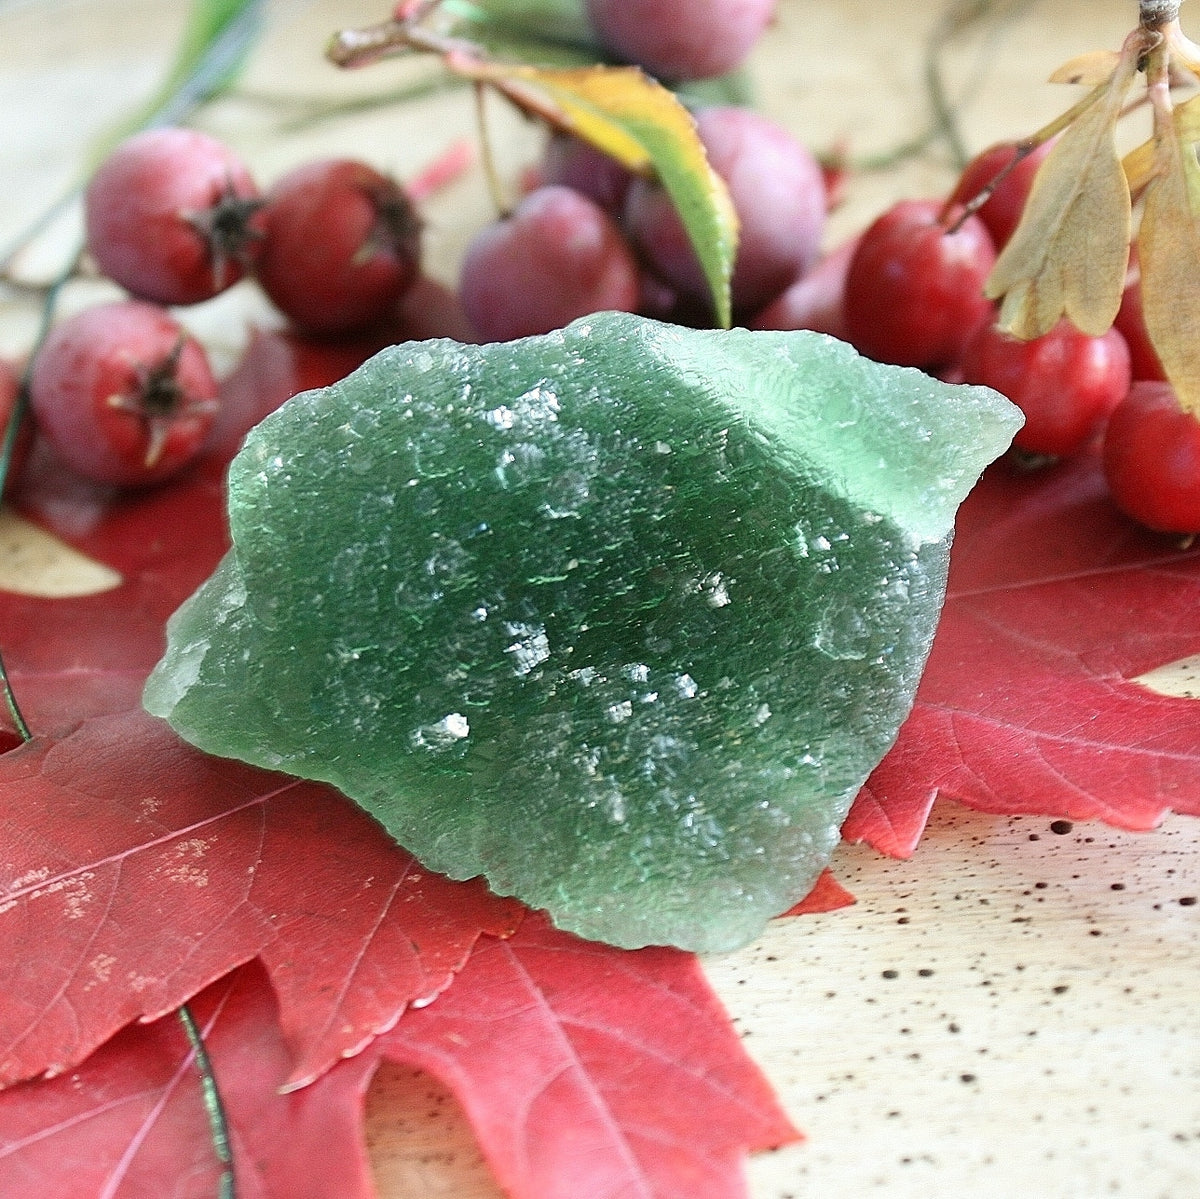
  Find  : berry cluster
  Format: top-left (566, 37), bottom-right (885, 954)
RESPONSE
top-left (5, 127), bottom-right (423, 490)
top-left (457, 0), bottom-right (827, 340)
top-left (8, 0), bottom-right (1197, 537)
top-left (758, 137), bottom-right (1199, 537)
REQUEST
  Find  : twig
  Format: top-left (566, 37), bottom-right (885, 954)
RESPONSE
top-left (178, 1005), bottom-right (236, 1199)
top-left (0, 651), bottom-right (31, 744)
top-left (473, 81), bottom-right (511, 216)
top-left (851, 0), bottom-right (1040, 173)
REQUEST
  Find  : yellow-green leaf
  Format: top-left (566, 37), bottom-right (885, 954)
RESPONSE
top-left (464, 61), bottom-right (739, 327)
top-left (985, 35), bottom-right (1142, 339)
top-left (1138, 109), bottom-right (1200, 416)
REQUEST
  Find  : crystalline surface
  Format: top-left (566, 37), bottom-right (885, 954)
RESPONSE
top-left (144, 313), bottom-right (1020, 951)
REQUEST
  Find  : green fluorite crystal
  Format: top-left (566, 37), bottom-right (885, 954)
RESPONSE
top-left (144, 313), bottom-right (1020, 951)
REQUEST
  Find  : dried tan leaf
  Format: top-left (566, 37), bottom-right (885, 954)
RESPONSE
top-left (986, 33), bottom-right (1145, 339)
top-left (1048, 50), bottom-right (1120, 86)
top-left (1138, 106), bottom-right (1200, 416)
top-left (1123, 137), bottom-right (1157, 196)
top-left (1125, 94), bottom-right (1200, 196)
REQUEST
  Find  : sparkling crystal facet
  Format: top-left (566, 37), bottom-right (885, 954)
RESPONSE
top-left (144, 314), bottom-right (1020, 951)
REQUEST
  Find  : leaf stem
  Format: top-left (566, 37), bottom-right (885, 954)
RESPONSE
top-left (178, 1004), bottom-right (236, 1199)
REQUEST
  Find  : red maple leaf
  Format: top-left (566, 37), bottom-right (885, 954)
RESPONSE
top-left (0, 924), bottom-right (798, 1199)
top-left (0, 962), bottom-right (377, 1199)
top-left (372, 911), bottom-right (800, 1199)
top-left (0, 709), bottom-right (522, 1091)
top-left (1, 449), bottom-right (229, 738)
top-left (846, 449), bottom-right (1200, 856)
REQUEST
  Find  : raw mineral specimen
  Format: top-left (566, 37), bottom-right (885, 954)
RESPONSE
top-left (144, 313), bottom-right (1020, 951)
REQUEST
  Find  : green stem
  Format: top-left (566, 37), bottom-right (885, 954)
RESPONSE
top-left (0, 651), bottom-right (31, 743)
top-left (178, 1005), bottom-right (236, 1199)
top-left (0, 248), bottom-right (80, 501)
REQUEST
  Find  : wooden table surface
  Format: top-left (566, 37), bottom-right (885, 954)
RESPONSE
top-left (1, 2), bottom-right (1197, 1196)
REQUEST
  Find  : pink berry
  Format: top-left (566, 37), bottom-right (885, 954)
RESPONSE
top-left (750, 235), bottom-right (858, 340)
top-left (85, 128), bottom-right (263, 305)
top-left (584, 0), bottom-right (776, 81)
top-left (624, 106), bottom-right (826, 318)
top-left (539, 132), bottom-right (635, 213)
top-left (30, 301), bottom-right (219, 487)
top-left (459, 185), bottom-right (641, 342)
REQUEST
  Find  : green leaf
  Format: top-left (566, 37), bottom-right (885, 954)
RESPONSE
top-left (464, 61), bottom-right (739, 326)
top-left (441, 0), bottom-right (601, 65)
top-left (96, 0), bottom-right (265, 153)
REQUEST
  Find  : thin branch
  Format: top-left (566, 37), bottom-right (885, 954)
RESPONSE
top-left (0, 652), bottom-right (31, 743)
top-left (473, 81), bottom-right (511, 216)
top-left (178, 1005), bottom-right (236, 1199)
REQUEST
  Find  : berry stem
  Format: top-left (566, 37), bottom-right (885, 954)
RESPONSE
top-left (0, 246), bottom-right (81, 500)
top-left (473, 82), bottom-right (512, 217)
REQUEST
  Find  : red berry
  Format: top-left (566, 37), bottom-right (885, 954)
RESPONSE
top-left (1103, 380), bottom-right (1200, 533)
top-left (255, 159), bottom-right (421, 337)
top-left (960, 318), bottom-right (1131, 458)
top-left (85, 128), bottom-right (263, 306)
top-left (29, 301), bottom-right (218, 487)
top-left (1114, 269), bottom-right (1168, 383)
top-left (946, 138), bottom-right (1056, 250)
top-left (0, 358), bottom-right (34, 497)
top-left (459, 185), bottom-right (641, 342)
top-left (842, 198), bottom-right (996, 370)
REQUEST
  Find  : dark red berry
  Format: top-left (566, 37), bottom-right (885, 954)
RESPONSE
top-left (1103, 380), bottom-right (1200, 533)
top-left (29, 301), bottom-right (219, 487)
top-left (843, 198), bottom-right (997, 370)
top-left (85, 128), bottom-right (263, 305)
top-left (960, 318), bottom-right (1130, 458)
top-left (255, 159), bottom-right (421, 337)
